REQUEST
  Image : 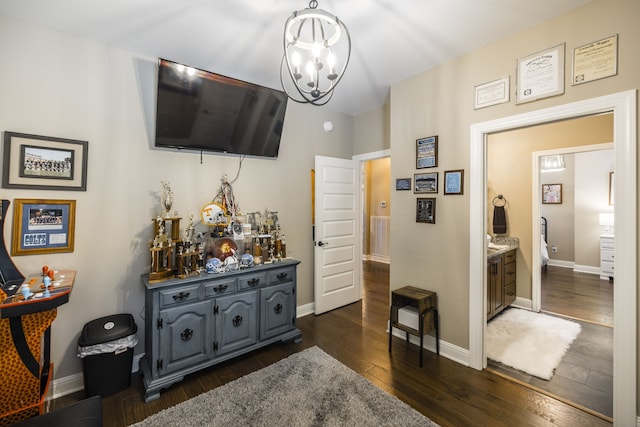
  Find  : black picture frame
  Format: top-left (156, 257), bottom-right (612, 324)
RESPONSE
top-left (3, 132), bottom-right (88, 191)
top-left (444, 169), bottom-right (464, 195)
top-left (416, 135), bottom-right (438, 169)
top-left (416, 198), bottom-right (436, 224)
top-left (396, 178), bottom-right (411, 191)
top-left (414, 172), bottom-right (438, 194)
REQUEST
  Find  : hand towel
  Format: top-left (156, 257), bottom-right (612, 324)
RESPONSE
top-left (493, 205), bottom-right (507, 234)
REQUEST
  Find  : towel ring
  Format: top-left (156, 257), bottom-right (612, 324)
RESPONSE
top-left (492, 195), bottom-right (507, 207)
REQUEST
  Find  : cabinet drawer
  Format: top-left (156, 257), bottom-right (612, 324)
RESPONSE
top-left (600, 237), bottom-right (615, 250)
top-left (267, 267), bottom-right (295, 284)
top-left (601, 261), bottom-right (614, 274)
top-left (159, 285), bottom-right (200, 307)
top-left (600, 249), bottom-right (614, 262)
top-left (204, 278), bottom-right (236, 298)
top-left (504, 282), bottom-right (516, 306)
top-left (238, 272), bottom-right (268, 290)
top-left (504, 262), bottom-right (516, 285)
top-left (504, 250), bottom-right (517, 264)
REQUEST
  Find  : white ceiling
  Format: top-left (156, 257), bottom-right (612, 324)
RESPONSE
top-left (0, 0), bottom-right (592, 116)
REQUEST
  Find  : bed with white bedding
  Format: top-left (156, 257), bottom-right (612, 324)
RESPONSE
top-left (541, 217), bottom-right (550, 267)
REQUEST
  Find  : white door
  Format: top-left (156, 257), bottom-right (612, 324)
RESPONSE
top-left (314, 155), bottom-right (361, 314)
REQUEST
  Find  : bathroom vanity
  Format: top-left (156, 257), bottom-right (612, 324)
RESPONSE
top-left (486, 241), bottom-right (517, 320)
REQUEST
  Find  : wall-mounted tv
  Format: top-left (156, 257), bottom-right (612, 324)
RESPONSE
top-left (155, 58), bottom-right (288, 158)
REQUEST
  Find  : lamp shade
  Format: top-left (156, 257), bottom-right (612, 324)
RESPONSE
top-left (599, 213), bottom-right (614, 226)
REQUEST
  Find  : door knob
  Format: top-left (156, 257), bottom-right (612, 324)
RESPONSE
top-left (317, 241), bottom-right (328, 247)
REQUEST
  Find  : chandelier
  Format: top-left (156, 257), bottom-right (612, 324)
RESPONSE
top-left (280, 0), bottom-right (351, 106)
top-left (540, 154), bottom-right (566, 172)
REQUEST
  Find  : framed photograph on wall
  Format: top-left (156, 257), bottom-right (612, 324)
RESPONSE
top-left (416, 198), bottom-right (436, 224)
top-left (444, 169), bottom-right (464, 195)
top-left (414, 172), bottom-right (438, 194)
top-left (2, 132), bottom-right (88, 191)
top-left (542, 184), bottom-right (562, 204)
top-left (12, 199), bottom-right (76, 256)
top-left (395, 178), bottom-right (411, 191)
top-left (416, 136), bottom-right (438, 169)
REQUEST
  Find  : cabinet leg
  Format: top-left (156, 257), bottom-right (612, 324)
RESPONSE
top-left (419, 311), bottom-right (426, 367)
top-left (388, 306), bottom-right (393, 353)
top-left (434, 309), bottom-right (440, 355)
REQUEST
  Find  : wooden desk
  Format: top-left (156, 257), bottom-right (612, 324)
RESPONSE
top-left (389, 286), bottom-right (439, 367)
top-left (0, 271), bottom-right (75, 426)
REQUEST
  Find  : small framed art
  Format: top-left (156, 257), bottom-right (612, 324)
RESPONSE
top-left (416, 198), bottom-right (436, 224)
top-left (444, 169), bottom-right (464, 195)
top-left (416, 136), bottom-right (438, 169)
top-left (542, 184), bottom-right (562, 204)
top-left (2, 132), bottom-right (88, 191)
top-left (396, 178), bottom-right (411, 191)
top-left (414, 172), bottom-right (438, 194)
top-left (12, 199), bottom-right (76, 256)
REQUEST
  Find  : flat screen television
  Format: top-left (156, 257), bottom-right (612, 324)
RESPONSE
top-left (155, 58), bottom-right (288, 158)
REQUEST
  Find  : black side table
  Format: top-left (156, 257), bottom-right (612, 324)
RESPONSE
top-left (389, 286), bottom-right (439, 366)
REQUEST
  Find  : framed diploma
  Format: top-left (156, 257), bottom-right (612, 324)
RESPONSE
top-left (572, 35), bottom-right (618, 85)
top-left (474, 76), bottom-right (510, 109)
top-left (516, 44), bottom-right (565, 104)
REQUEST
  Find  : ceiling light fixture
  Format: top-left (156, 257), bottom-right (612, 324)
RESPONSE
top-left (280, 0), bottom-right (351, 106)
top-left (540, 154), bottom-right (566, 172)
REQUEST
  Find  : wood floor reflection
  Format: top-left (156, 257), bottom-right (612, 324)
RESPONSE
top-left (49, 261), bottom-right (611, 426)
top-left (489, 265), bottom-right (613, 420)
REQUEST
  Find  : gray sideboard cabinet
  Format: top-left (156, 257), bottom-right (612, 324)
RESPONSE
top-left (139, 259), bottom-right (302, 402)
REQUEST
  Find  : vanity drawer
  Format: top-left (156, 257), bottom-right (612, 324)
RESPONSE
top-left (504, 250), bottom-right (517, 264)
top-left (504, 283), bottom-right (516, 306)
top-left (504, 262), bottom-right (516, 285)
top-left (159, 285), bottom-right (200, 307)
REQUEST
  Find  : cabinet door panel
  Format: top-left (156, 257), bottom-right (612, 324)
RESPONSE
top-left (260, 282), bottom-right (295, 340)
top-left (159, 301), bottom-right (210, 375)
top-left (215, 291), bottom-right (258, 356)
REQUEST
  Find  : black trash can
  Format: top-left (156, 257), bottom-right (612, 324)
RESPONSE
top-left (77, 313), bottom-right (138, 398)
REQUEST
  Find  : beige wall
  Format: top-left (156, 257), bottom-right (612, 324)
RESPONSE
top-left (353, 103), bottom-right (390, 155)
top-left (363, 158), bottom-right (391, 255)
top-left (389, 0), bottom-right (638, 356)
top-left (488, 114), bottom-right (613, 298)
top-left (0, 15), bottom-right (354, 379)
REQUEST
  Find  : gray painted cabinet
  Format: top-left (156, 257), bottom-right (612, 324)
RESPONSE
top-left (140, 260), bottom-right (301, 402)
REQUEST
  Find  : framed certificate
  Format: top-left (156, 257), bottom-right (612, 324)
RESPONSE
top-left (474, 77), bottom-right (510, 109)
top-left (572, 35), bottom-right (618, 85)
top-left (516, 44), bottom-right (565, 104)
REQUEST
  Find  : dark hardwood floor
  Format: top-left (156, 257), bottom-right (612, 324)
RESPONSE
top-left (489, 265), bottom-right (613, 420)
top-left (49, 261), bottom-right (611, 426)
top-left (541, 265), bottom-right (613, 327)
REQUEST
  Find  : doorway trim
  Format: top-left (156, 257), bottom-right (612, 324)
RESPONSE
top-left (468, 90), bottom-right (636, 424)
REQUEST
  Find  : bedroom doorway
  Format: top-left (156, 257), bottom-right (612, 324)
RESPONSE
top-left (469, 90), bottom-right (636, 425)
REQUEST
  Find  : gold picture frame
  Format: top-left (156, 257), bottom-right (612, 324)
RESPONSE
top-left (12, 199), bottom-right (76, 256)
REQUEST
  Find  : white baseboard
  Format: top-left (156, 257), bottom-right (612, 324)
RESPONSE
top-left (547, 259), bottom-right (574, 268)
top-left (512, 297), bottom-right (532, 310)
top-left (572, 264), bottom-right (600, 275)
top-left (297, 302), bottom-right (314, 317)
top-left (388, 324), bottom-right (469, 366)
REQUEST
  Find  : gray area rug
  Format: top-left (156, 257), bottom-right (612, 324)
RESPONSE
top-left (131, 346), bottom-right (438, 426)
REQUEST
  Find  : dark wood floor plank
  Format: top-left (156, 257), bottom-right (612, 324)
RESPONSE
top-left (48, 261), bottom-right (610, 427)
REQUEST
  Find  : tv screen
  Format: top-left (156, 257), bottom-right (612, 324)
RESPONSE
top-left (155, 58), bottom-right (288, 158)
